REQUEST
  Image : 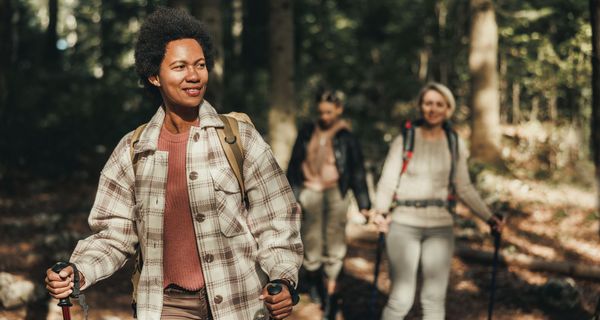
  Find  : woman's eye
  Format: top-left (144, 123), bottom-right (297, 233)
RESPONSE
top-left (196, 63), bottom-right (206, 69)
top-left (173, 65), bottom-right (184, 70)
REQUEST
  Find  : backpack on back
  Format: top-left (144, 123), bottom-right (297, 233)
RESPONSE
top-left (128, 112), bottom-right (253, 317)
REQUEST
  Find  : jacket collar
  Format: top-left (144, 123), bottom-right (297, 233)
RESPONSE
top-left (133, 100), bottom-right (224, 154)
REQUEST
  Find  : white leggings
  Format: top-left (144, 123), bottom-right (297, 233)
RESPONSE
top-left (382, 223), bottom-right (454, 320)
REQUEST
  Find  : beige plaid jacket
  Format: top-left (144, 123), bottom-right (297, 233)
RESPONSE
top-left (70, 101), bottom-right (303, 320)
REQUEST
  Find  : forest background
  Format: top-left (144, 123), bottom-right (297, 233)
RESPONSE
top-left (0, 0), bottom-right (599, 319)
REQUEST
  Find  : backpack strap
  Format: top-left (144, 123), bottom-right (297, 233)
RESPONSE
top-left (130, 123), bottom-right (148, 174)
top-left (128, 123), bottom-right (146, 319)
top-left (216, 114), bottom-right (247, 204)
top-left (443, 121), bottom-right (459, 214)
top-left (400, 120), bottom-right (416, 175)
top-left (390, 119), bottom-right (458, 212)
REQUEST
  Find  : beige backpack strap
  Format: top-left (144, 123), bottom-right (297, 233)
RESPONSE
top-left (217, 115), bottom-right (246, 202)
top-left (130, 123), bottom-right (148, 173)
top-left (128, 123), bottom-right (146, 318)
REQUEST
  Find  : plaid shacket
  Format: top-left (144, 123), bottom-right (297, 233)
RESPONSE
top-left (70, 101), bottom-right (303, 320)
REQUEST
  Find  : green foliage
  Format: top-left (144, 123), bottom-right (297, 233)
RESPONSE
top-left (0, 0), bottom-right (593, 187)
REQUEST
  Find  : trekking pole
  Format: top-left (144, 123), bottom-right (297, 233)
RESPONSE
top-left (369, 227), bottom-right (386, 319)
top-left (51, 262), bottom-right (74, 320)
top-left (487, 216), bottom-right (503, 320)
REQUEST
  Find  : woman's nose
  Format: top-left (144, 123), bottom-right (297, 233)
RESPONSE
top-left (185, 66), bottom-right (199, 81)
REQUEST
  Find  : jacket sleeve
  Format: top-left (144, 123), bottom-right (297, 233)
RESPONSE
top-left (286, 125), bottom-right (306, 201)
top-left (454, 138), bottom-right (493, 221)
top-left (375, 135), bottom-right (404, 213)
top-left (286, 125), bottom-right (309, 199)
top-left (244, 129), bottom-right (303, 285)
top-left (69, 134), bottom-right (138, 290)
top-left (347, 132), bottom-right (372, 210)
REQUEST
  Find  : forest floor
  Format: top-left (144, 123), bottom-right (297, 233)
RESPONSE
top-left (0, 167), bottom-right (599, 320)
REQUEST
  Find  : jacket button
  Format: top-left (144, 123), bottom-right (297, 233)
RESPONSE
top-left (189, 171), bottom-right (198, 180)
top-left (193, 132), bottom-right (200, 142)
top-left (213, 295), bottom-right (223, 304)
top-left (195, 213), bottom-right (206, 222)
top-left (204, 254), bottom-right (214, 263)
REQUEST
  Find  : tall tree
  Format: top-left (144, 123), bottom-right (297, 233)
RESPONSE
top-left (468, 0), bottom-right (501, 162)
top-left (0, 0), bottom-right (11, 117)
top-left (590, 0), bottom-right (600, 236)
top-left (268, 0), bottom-right (295, 168)
top-left (45, 0), bottom-right (58, 67)
top-left (194, 0), bottom-right (224, 108)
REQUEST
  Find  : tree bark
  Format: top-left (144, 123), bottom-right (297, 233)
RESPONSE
top-left (469, 0), bottom-right (501, 162)
top-left (548, 89), bottom-right (557, 121)
top-left (268, 0), bottom-right (296, 168)
top-left (590, 0), bottom-right (600, 237)
top-left (45, 0), bottom-right (59, 67)
top-left (0, 0), bottom-right (11, 117)
top-left (194, 0), bottom-right (224, 108)
top-left (511, 82), bottom-right (521, 124)
top-left (530, 96), bottom-right (540, 122)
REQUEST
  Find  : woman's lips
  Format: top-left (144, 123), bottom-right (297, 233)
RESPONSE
top-left (184, 88), bottom-right (202, 97)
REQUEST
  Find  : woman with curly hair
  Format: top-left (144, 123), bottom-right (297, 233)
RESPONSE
top-left (44, 7), bottom-right (302, 320)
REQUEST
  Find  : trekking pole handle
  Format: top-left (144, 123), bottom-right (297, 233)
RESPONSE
top-left (51, 262), bottom-right (73, 307)
top-left (488, 213), bottom-right (504, 237)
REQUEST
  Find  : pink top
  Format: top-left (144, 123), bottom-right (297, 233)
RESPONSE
top-left (158, 124), bottom-right (204, 290)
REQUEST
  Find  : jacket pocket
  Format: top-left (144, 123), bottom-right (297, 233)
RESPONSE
top-left (210, 166), bottom-right (246, 237)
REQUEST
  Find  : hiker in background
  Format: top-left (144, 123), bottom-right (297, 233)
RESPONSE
top-left (373, 82), bottom-right (504, 320)
top-left (44, 7), bottom-right (301, 320)
top-left (287, 88), bottom-right (371, 320)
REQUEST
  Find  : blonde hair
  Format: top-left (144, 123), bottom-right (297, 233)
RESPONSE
top-left (417, 82), bottom-right (456, 118)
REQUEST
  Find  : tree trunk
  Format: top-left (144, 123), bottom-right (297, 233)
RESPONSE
top-left (499, 54), bottom-right (508, 124)
top-left (268, 0), bottom-right (296, 168)
top-left (511, 82), bottom-right (521, 124)
top-left (418, 49), bottom-right (430, 83)
top-left (590, 0), bottom-right (600, 237)
top-left (530, 96), bottom-right (540, 122)
top-left (0, 0), bottom-right (11, 118)
top-left (194, 0), bottom-right (224, 108)
top-left (468, 0), bottom-right (501, 162)
top-left (548, 89), bottom-right (557, 121)
top-left (232, 0), bottom-right (243, 58)
top-left (45, 0), bottom-right (58, 67)
top-left (435, 0), bottom-right (448, 84)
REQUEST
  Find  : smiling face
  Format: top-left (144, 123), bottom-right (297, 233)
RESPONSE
top-left (420, 89), bottom-right (450, 127)
top-left (148, 38), bottom-right (208, 111)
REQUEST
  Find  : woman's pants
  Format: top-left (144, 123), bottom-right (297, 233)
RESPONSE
top-left (382, 223), bottom-right (454, 320)
top-left (299, 187), bottom-right (350, 280)
top-left (161, 286), bottom-right (212, 320)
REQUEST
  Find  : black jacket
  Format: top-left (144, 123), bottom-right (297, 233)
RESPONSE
top-left (286, 122), bottom-right (371, 210)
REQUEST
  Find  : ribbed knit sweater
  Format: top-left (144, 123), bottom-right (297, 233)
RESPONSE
top-left (375, 128), bottom-right (493, 228)
top-left (158, 125), bottom-right (204, 290)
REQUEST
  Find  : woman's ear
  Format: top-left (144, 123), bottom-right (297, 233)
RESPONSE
top-left (148, 75), bottom-right (160, 87)
top-left (335, 105), bottom-right (344, 116)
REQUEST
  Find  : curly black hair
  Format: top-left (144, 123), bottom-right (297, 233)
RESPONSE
top-left (134, 6), bottom-right (214, 100)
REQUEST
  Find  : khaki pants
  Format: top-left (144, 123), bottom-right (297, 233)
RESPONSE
top-left (299, 187), bottom-right (349, 280)
top-left (161, 286), bottom-right (212, 320)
